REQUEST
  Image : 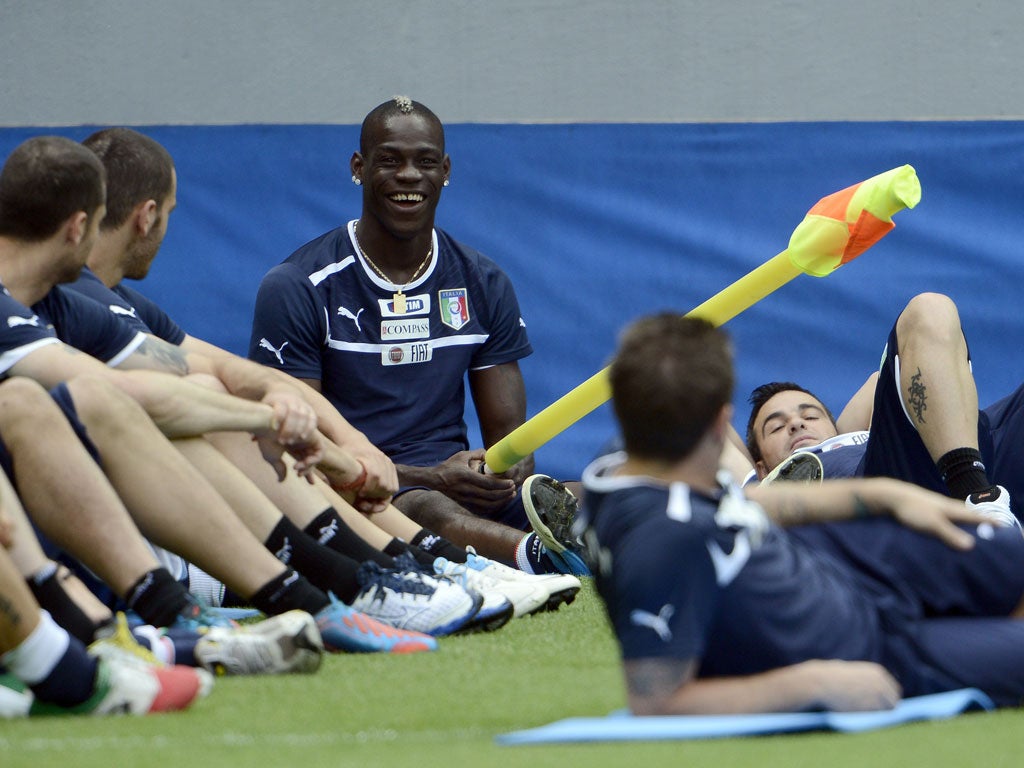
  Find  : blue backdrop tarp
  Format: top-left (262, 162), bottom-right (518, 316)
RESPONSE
top-left (3, 122), bottom-right (1022, 481)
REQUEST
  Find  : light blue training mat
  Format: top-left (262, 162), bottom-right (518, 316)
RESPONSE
top-left (496, 689), bottom-right (994, 745)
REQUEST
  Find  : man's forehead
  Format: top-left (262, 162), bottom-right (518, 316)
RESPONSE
top-left (368, 114), bottom-right (443, 150)
top-left (758, 391), bottom-right (827, 421)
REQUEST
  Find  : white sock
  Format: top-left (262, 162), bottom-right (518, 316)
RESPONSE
top-left (0, 610), bottom-right (69, 685)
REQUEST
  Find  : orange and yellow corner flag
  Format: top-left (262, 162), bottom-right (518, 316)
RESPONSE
top-left (484, 166), bottom-right (921, 473)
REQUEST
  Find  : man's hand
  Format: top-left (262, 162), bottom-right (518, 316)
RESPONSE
top-left (482, 454), bottom-right (534, 488)
top-left (262, 389), bottom-right (318, 448)
top-left (335, 435), bottom-right (399, 500)
top-left (884, 481), bottom-right (989, 550)
top-left (412, 450), bottom-right (518, 513)
top-left (799, 660), bottom-right (902, 711)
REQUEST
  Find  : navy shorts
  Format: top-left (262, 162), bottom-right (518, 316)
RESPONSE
top-left (885, 615), bottom-right (1024, 706)
top-left (980, 382), bottom-right (1024, 519)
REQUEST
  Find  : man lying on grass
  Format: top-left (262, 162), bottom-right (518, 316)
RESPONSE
top-left (581, 313), bottom-right (1024, 715)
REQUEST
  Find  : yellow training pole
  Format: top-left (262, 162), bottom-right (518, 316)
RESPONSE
top-left (485, 165), bottom-right (921, 473)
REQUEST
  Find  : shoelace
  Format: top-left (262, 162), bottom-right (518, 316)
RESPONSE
top-left (358, 562), bottom-right (437, 602)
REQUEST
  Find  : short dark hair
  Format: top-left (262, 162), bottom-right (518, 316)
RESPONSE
top-left (82, 128), bottom-right (174, 230)
top-left (610, 313), bottom-right (734, 462)
top-left (0, 136), bottom-right (106, 241)
top-left (744, 381), bottom-right (837, 463)
top-left (360, 96), bottom-right (445, 154)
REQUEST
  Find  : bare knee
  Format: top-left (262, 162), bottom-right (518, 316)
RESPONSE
top-left (897, 293), bottom-right (963, 348)
top-left (0, 377), bottom-right (66, 437)
top-left (64, 375), bottom-right (146, 431)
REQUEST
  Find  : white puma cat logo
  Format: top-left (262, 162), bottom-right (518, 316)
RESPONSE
top-left (629, 604), bottom-right (675, 642)
top-left (259, 338), bottom-right (289, 365)
top-left (109, 305), bottom-right (138, 318)
top-left (337, 305), bottom-right (364, 332)
top-left (6, 315), bottom-right (41, 328)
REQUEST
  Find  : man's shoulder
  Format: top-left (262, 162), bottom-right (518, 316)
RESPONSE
top-left (436, 229), bottom-right (507, 277)
top-left (279, 225), bottom-right (353, 273)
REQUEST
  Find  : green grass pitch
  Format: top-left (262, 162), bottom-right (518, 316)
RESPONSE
top-left (0, 582), bottom-right (1019, 768)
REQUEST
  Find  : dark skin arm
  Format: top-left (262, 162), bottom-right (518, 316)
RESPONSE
top-left (394, 363), bottom-right (534, 513)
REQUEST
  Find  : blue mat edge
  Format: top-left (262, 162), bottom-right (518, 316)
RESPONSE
top-left (496, 689), bottom-right (995, 745)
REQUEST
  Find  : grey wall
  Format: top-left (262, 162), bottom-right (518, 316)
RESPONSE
top-left (3, 0), bottom-right (1021, 125)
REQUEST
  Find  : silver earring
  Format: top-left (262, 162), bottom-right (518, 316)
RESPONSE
top-left (352, 175), bottom-right (362, 186)
top-left (443, 178), bottom-right (450, 187)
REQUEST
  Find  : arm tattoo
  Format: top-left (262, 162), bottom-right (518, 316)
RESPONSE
top-left (0, 594), bottom-right (23, 628)
top-left (133, 338), bottom-right (190, 375)
top-left (907, 367), bottom-right (927, 425)
top-left (624, 657), bottom-right (693, 699)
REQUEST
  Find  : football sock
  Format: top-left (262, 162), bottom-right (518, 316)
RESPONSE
top-left (514, 533), bottom-right (546, 574)
top-left (249, 568), bottom-right (334, 615)
top-left (125, 568), bottom-right (195, 629)
top-left (937, 447), bottom-right (992, 500)
top-left (303, 508), bottom-right (394, 566)
top-left (410, 528), bottom-right (468, 563)
top-left (264, 516), bottom-right (362, 597)
top-left (27, 564), bottom-right (98, 645)
top-left (384, 538), bottom-right (435, 568)
top-left (1, 610), bottom-right (96, 708)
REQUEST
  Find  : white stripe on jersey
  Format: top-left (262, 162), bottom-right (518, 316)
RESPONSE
top-left (106, 332), bottom-right (149, 368)
top-left (326, 333), bottom-right (490, 353)
top-left (0, 337), bottom-right (61, 376)
top-left (308, 256), bottom-right (356, 287)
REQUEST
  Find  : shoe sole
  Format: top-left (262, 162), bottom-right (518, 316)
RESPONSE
top-left (523, 475), bottom-right (578, 554)
top-left (457, 601), bottom-right (515, 633)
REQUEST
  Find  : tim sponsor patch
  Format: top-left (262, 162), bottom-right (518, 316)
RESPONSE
top-left (382, 341), bottom-right (433, 366)
top-left (379, 293), bottom-right (430, 317)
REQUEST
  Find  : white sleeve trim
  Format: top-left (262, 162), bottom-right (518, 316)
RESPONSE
top-left (0, 337), bottom-right (62, 376)
top-left (106, 332), bottom-right (148, 368)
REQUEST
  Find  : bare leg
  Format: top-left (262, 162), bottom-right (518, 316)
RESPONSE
top-left (205, 430), bottom-right (333, 530)
top-left (208, 431), bottom-right (397, 551)
top-left (65, 376), bottom-right (288, 597)
top-left (0, 378), bottom-right (162, 596)
top-left (0, 471), bottom-right (111, 625)
top-left (172, 436), bottom-right (283, 541)
top-left (896, 293), bottom-right (979, 459)
top-left (393, 489), bottom-right (524, 563)
top-left (0, 546), bottom-right (41, 653)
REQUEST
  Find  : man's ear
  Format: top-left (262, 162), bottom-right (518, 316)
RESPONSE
top-left (65, 211), bottom-right (89, 245)
top-left (754, 460), bottom-right (769, 480)
top-left (134, 199), bottom-right (158, 236)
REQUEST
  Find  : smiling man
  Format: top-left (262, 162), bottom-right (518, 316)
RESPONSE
top-left (249, 97), bottom-right (586, 577)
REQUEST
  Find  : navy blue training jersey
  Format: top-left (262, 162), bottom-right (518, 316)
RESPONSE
top-left (0, 283), bottom-right (143, 376)
top-left (67, 268), bottom-right (186, 344)
top-left (248, 222), bottom-right (532, 465)
top-left (582, 453), bottom-right (888, 677)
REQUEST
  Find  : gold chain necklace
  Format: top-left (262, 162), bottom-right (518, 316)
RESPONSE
top-left (352, 222), bottom-right (432, 315)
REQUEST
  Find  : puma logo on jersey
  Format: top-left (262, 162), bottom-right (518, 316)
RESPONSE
top-left (705, 533), bottom-right (751, 587)
top-left (337, 305), bottom-right (364, 332)
top-left (7, 315), bottom-right (41, 328)
top-left (109, 305), bottom-right (138, 318)
top-left (630, 604), bottom-right (675, 642)
top-left (259, 338), bottom-right (289, 364)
